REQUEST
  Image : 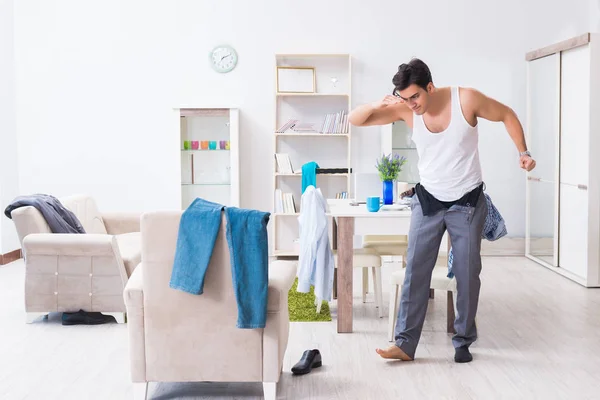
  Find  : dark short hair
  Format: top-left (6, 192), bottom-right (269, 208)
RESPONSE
top-left (392, 58), bottom-right (433, 92)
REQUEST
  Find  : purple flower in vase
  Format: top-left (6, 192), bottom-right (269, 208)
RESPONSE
top-left (375, 153), bottom-right (407, 182)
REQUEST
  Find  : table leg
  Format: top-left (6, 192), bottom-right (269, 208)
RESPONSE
top-left (337, 216), bottom-right (354, 333)
top-left (332, 218), bottom-right (338, 300)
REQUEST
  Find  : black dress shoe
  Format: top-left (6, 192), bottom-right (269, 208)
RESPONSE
top-left (291, 349), bottom-right (322, 375)
top-left (61, 309), bottom-right (116, 325)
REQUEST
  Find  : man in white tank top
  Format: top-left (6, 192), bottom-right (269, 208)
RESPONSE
top-left (349, 58), bottom-right (536, 363)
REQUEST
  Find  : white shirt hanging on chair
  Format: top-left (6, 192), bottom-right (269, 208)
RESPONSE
top-left (297, 185), bottom-right (335, 304)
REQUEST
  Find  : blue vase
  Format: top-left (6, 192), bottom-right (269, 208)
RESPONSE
top-left (383, 180), bottom-right (394, 205)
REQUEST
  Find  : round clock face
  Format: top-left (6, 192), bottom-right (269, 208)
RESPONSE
top-left (210, 45), bottom-right (238, 73)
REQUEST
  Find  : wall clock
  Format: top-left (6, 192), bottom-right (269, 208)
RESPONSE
top-left (209, 45), bottom-right (238, 73)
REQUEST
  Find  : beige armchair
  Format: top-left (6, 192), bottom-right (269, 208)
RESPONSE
top-left (124, 210), bottom-right (296, 400)
top-left (9, 194), bottom-right (141, 323)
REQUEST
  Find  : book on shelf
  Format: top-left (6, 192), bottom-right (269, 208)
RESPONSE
top-left (291, 121), bottom-right (318, 132)
top-left (275, 153), bottom-right (295, 174)
top-left (335, 191), bottom-right (348, 199)
top-left (320, 110), bottom-right (349, 134)
top-left (274, 189), bottom-right (296, 214)
top-left (276, 110), bottom-right (349, 134)
top-left (276, 119), bottom-right (298, 133)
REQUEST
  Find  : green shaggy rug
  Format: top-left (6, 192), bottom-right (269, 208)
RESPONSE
top-left (288, 278), bottom-right (332, 322)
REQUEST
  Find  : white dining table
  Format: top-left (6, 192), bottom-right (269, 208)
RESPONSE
top-left (327, 201), bottom-right (413, 333)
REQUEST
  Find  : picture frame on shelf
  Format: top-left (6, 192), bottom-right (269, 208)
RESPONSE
top-left (276, 66), bottom-right (316, 93)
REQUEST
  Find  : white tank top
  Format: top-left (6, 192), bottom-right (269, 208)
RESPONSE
top-left (411, 87), bottom-right (483, 202)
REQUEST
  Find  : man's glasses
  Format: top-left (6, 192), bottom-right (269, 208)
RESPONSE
top-left (393, 88), bottom-right (420, 104)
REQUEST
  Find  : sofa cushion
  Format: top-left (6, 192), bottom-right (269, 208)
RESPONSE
top-left (115, 232), bottom-right (141, 277)
top-left (60, 195), bottom-right (108, 234)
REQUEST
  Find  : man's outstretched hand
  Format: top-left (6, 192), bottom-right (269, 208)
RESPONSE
top-left (372, 95), bottom-right (403, 110)
top-left (520, 155), bottom-right (536, 171)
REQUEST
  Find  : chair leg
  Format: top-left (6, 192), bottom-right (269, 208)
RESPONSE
top-left (372, 267), bottom-right (383, 318)
top-left (133, 382), bottom-right (148, 400)
top-left (362, 267), bottom-right (369, 303)
top-left (388, 283), bottom-right (399, 342)
top-left (371, 267), bottom-right (376, 305)
top-left (370, 267), bottom-right (376, 306)
top-left (263, 382), bottom-right (277, 400)
top-left (429, 288), bottom-right (435, 299)
top-left (447, 291), bottom-right (456, 334)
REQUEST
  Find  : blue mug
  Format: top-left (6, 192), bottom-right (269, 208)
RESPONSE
top-left (366, 196), bottom-right (381, 212)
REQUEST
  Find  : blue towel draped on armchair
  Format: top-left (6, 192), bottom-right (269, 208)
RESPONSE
top-left (224, 207), bottom-right (270, 329)
top-left (170, 197), bottom-right (271, 329)
top-left (170, 198), bottom-right (223, 295)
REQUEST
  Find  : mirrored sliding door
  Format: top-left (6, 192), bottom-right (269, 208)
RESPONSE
top-left (526, 53), bottom-right (560, 267)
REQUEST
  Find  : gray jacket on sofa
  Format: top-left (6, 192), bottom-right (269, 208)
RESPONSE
top-left (4, 194), bottom-right (86, 234)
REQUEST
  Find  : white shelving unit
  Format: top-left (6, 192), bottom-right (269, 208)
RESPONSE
top-left (273, 54), bottom-right (352, 257)
top-left (380, 121), bottom-right (421, 200)
top-left (177, 108), bottom-right (240, 209)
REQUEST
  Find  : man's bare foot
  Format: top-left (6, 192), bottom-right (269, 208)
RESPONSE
top-left (375, 345), bottom-right (413, 361)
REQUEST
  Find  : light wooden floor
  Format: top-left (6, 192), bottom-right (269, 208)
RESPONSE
top-left (1, 256), bottom-right (600, 400)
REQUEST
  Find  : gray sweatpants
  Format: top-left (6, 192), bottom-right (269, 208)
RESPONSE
top-left (394, 190), bottom-right (487, 359)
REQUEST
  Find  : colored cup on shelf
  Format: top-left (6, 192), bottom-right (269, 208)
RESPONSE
top-left (219, 140), bottom-right (227, 150)
top-left (225, 140), bottom-right (230, 150)
top-left (209, 141), bottom-right (217, 150)
top-left (191, 141), bottom-right (199, 150)
top-left (201, 141), bottom-right (209, 150)
top-left (183, 140), bottom-right (191, 150)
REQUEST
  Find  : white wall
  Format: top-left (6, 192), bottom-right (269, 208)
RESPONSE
top-left (591, 0), bottom-right (600, 32)
top-left (0, 0), bottom-right (20, 254)
top-left (12, 0), bottom-right (593, 238)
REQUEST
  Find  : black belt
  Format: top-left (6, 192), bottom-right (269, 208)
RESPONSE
top-left (415, 182), bottom-right (484, 216)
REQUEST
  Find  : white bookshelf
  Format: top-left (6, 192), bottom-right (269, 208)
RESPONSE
top-left (178, 108), bottom-right (240, 209)
top-left (273, 53), bottom-right (352, 257)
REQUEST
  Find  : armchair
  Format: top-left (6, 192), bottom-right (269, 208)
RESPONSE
top-left (9, 194), bottom-right (141, 323)
top-left (124, 210), bottom-right (296, 400)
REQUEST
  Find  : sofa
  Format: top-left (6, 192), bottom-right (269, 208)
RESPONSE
top-left (124, 210), bottom-right (296, 400)
top-left (9, 194), bottom-right (142, 323)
